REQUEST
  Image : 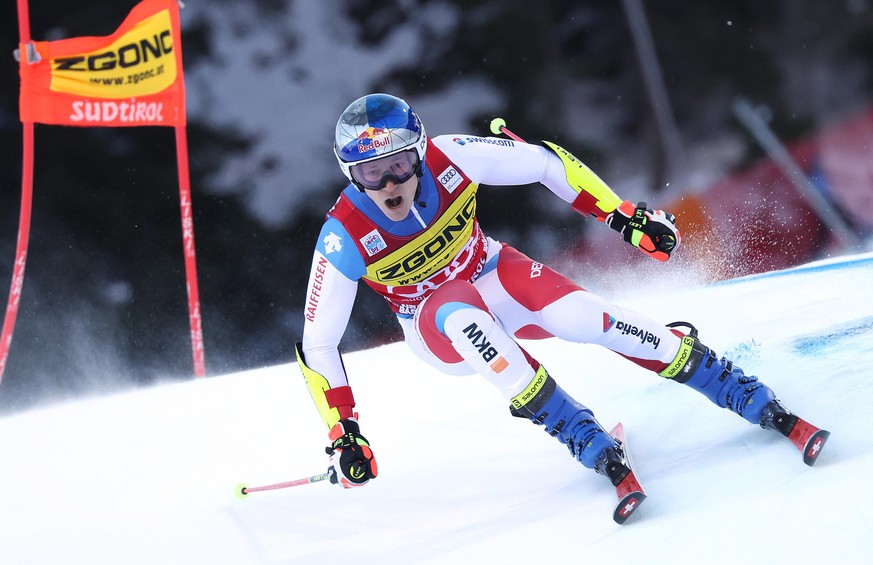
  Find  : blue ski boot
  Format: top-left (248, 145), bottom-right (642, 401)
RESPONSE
top-left (659, 322), bottom-right (775, 424)
top-left (661, 322), bottom-right (831, 465)
top-left (510, 365), bottom-right (622, 474)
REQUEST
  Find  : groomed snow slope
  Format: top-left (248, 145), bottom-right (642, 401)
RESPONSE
top-left (2, 252), bottom-right (872, 564)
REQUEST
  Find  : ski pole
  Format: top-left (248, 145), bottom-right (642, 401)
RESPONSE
top-left (235, 471), bottom-right (332, 499)
top-left (489, 117), bottom-right (527, 143)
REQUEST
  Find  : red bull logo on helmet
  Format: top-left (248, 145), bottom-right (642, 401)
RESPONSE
top-left (356, 127), bottom-right (392, 154)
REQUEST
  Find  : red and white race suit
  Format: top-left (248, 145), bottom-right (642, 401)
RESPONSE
top-left (301, 135), bottom-right (682, 404)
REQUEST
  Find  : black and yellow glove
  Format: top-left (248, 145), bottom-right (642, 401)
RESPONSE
top-left (326, 418), bottom-right (378, 488)
top-left (606, 200), bottom-right (681, 261)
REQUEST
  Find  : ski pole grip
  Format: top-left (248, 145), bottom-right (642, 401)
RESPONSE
top-left (489, 117), bottom-right (527, 143)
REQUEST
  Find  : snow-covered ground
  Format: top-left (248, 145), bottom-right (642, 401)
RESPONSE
top-left (1, 252), bottom-right (872, 564)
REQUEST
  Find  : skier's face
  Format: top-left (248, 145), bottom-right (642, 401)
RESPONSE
top-left (363, 173), bottom-right (419, 221)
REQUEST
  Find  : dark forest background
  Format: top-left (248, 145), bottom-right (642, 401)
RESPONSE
top-left (2, 0), bottom-right (872, 412)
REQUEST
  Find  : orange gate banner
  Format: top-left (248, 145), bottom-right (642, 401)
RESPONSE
top-left (18, 0), bottom-right (185, 127)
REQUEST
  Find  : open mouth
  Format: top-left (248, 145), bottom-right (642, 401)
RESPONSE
top-left (385, 196), bottom-right (403, 210)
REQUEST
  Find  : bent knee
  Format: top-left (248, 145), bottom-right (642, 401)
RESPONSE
top-left (419, 280), bottom-right (489, 335)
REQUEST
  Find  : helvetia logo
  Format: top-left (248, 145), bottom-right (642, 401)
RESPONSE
top-left (603, 314), bottom-right (661, 349)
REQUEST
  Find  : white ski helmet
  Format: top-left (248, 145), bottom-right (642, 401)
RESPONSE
top-left (334, 93), bottom-right (427, 191)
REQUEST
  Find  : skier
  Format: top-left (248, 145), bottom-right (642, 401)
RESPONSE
top-left (296, 93), bottom-right (829, 500)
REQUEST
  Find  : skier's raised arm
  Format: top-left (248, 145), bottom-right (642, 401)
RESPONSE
top-left (433, 135), bottom-right (680, 262)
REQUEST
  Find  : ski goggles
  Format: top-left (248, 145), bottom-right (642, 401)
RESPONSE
top-left (350, 149), bottom-right (419, 191)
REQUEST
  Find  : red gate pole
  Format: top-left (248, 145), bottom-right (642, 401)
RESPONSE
top-left (1, 0), bottom-right (36, 386)
top-left (175, 123), bottom-right (206, 377)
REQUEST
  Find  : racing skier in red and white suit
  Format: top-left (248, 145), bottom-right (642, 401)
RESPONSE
top-left (297, 93), bottom-right (827, 491)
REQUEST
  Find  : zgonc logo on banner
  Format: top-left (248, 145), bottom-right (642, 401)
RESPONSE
top-left (18, 0), bottom-right (186, 127)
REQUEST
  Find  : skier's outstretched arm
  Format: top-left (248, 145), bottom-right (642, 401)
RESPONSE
top-left (434, 135), bottom-right (681, 262)
top-left (298, 245), bottom-right (378, 488)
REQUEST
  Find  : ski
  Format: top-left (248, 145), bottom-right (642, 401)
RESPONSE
top-left (608, 423), bottom-right (647, 525)
top-left (787, 418), bottom-right (831, 466)
top-left (761, 400), bottom-right (831, 466)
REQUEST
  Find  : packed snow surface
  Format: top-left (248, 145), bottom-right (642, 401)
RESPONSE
top-left (2, 252), bottom-right (872, 564)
